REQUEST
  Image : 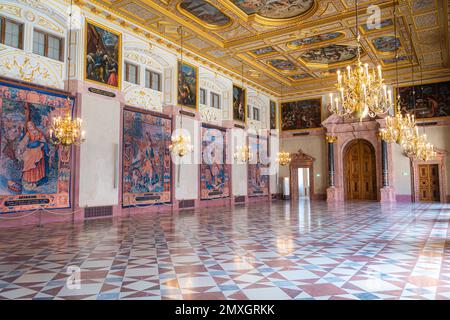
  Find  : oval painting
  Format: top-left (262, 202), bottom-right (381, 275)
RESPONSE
top-left (288, 32), bottom-right (343, 48)
top-left (372, 36), bottom-right (401, 52)
top-left (179, 0), bottom-right (232, 28)
top-left (300, 44), bottom-right (359, 64)
top-left (268, 59), bottom-right (297, 71)
top-left (231, 0), bottom-right (315, 19)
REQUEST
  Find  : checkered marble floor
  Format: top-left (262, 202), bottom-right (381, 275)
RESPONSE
top-left (0, 200), bottom-right (449, 300)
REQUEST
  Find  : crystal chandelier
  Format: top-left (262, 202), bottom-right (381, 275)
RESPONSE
top-left (50, 111), bottom-right (85, 146)
top-left (329, 0), bottom-right (392, 120)
top-left (234, 145), bottom-right (252, 163)
top-left (276, 151), bottom-right (291, 166)
top-left (169, 26), bottom-right (193, 158)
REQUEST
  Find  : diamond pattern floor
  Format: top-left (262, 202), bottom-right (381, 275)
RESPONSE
top-left (0, 200), bottom-right (449, 300)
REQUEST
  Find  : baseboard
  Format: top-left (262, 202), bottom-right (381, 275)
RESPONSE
top-left (396, 194), bottom-right (412, 202)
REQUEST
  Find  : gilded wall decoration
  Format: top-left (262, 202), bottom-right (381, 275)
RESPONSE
top-left (178, 0), bottom-right (232, 29)
top-left (123, 83), bottom-right (163, 112)
top-left (0, 4), bottom-right (22, 18)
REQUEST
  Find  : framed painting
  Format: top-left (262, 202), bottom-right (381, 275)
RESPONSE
top-left (177, 60), bottom-right (198, 110)
top-left (396, 81), bottom-right (450, 120)
top-left (85, 19), bottom-right (122, 89)
top-left (248, 135), bottom-right (269, 197)
top-left (233, 84), bottom-right (246, 123)
top-left (200, 125), bottom-right (230, 200)
top-left (281, 98), bottom-right (322, 132)
top-left (0, 80), bottom-right (73, 214)
top-left (270, 100), bottom-right (277, 129)
top-left (122, 107), bottom-right (172, 207)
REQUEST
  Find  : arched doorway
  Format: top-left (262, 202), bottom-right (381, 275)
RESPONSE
top-left (344, 139), bottom-right (377, 200)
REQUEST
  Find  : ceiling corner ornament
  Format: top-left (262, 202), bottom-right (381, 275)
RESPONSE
top-left (223, 0), bottom-right (318, 26)
top-left (328, 0), bottom-right (392, 121)
top-left (177, 0), bottom-right (233, 30)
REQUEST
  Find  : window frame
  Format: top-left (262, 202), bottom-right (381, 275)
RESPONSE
top-left (200, 88), bottom-right (207, 105)
top-left (0, 16), bottom-right (24, 50)
top-left (210, 91), bottom-right (221, 109)
top-left (125, 62), bottom-right (140, 85)
top-left (32, 28), bottom-right (64, 61)
top-left (145, 69), bottom-right (162, 91)
top-left (253, 107), bottom-right (260, 121)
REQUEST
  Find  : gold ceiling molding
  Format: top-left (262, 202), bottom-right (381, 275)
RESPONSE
top-left (218, 0), bottom-right (318, 26)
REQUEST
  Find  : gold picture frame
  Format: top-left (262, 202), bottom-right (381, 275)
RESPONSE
top-left (84, 19), bottom-right (122, 90)
top-left (177, 59), bottom-right (199, 111)
top-left (279, 97), bottom-right (323, 132)
top-left (232, 83), bottom-right (247, 124)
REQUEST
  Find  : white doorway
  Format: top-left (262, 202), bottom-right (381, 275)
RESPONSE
top-left (297, 168), bottom-right (310, 198)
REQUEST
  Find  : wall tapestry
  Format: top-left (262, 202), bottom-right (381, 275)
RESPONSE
top-left (270, 100), bottom-right (277, 129)
top-left (281, 98), bottom-right (322, 131)
top-left (0, 81), bottom-right (73, 214)
top-left (200, 125), bottom-right (230, 200)
top-left (177, 61), bottom-right (198, 110)
top-left (397, 81), bottom-right (450, 119)
top-left (248, 135), bottom-right (269, 197)
top-left (122, 108), bottom-right (172, 207)
top-left (233, 84), bottom-right (246, 123)
top-left (85, 19), bottom-right (121, 88)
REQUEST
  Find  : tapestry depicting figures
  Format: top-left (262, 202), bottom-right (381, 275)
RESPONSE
top-left (0, 81), bottom-right (73, 214)
top-left (85, 20), bottom-right (121, 88)
top-left (122, 109), bottom-right (172, 207)
top-left (281, 98), bottom-right (321, 131)
top-left (233, 84), bottom-right (246, 123)
top-left (178, 61), bottom-right (198, 110)
top-left (200, 125), bottom-right (230, 200)
top-left (248, 135), bottom-right (269, 197)
top-left (397, 81), bottom-right (450, 119)
top-left (270, 100), bottom-right (277, 129)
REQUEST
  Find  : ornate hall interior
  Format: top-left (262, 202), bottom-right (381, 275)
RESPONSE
top-left (0, 0), bottom-right (449, 302)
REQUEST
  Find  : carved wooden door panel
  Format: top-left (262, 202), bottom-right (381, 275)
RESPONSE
top-left (419, 164), bottom-right (440, 202)
top-left (344, 140), bottom-right (377, 200)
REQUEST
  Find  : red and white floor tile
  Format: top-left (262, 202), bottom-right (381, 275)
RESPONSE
top-left (0, 200), bottom-right (449, 300)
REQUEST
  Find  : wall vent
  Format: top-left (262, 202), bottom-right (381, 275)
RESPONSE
top-left (84, 206), bottom-right (113, 219)
top-left (179, 199), bottom-right (195, 209)
top-left (234, 196), bottom-right (245, 203)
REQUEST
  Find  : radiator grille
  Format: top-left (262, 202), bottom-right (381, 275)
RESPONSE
top-left (84, 206), bottom-right (113, 218)
top-left (179, 199), bottom-right (195, 209)
top-left (234, 196), bottom-right (245, 203)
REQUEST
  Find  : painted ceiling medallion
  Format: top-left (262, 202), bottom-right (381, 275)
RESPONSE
top-left (228, 0), bottom-right (317, 24)
top-left (289, 74), bottom-right (311, 80)
top-left (268, 59), bottom-right (297, 71)
top-left (287, 32), bottom-right (343, 48)
top-left (250, 46), bottom-right (277, 56)
top-left (178, 0), bottom-right (232, 29)
top-left (372, 36), bottom-right (401, 53)
top-left (361, 18), bottom-right (393, 32)
top-left (300, 44), bottom-right (359, 65)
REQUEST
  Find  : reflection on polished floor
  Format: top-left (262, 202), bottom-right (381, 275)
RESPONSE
top-left (0, 200), bottom-right (449, 300)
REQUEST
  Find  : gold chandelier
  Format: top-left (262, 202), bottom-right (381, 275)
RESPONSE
top-left (276, 151), bottom-right (291, 166)
top-left (380, 102), bottom-right (416, 144)
top-left (329, 0), bottom-right (392, 120)
top-left (50, 110), bottom-right (85, 147)
top-left (234, 145), bottom-right (253, 163)
top-left (169, 26), bottom-right (193, 158)
top-left (169, 134), bottom-right (193, 157)
top-left (401, 127), bottom-right (436, 161)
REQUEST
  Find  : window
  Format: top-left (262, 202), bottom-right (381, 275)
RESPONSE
top-left (145, 69), bottom-right (161, 91)
top-left (211, 92), bottom-right (220, 109)
top-left (200, 88), bottom-right (206, 105)
top-left (253, 107), bottom-right (260, 121)
top-left (125, 62), bottom-right (139, 84)
top-left (32, 29), bottom-right (63, 61)
top-left (0, 16), bottom-right (23, 49)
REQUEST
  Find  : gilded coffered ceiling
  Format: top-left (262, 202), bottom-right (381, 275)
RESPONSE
top-left (78, 0), bottom-right (449, 97)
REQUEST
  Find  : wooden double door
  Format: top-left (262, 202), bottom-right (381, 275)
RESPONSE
top-left (344, 139), bottom-right (377, 200)
top-left (418, 164), bottom-right (440, 202)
